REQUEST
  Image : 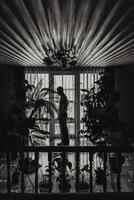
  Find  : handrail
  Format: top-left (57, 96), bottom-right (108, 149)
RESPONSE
top-left (0, 145), bottom-right (134, 194)
top-left (0, 145), bottom-right (133, 152)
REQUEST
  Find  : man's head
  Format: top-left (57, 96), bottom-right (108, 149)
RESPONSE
top-left (57, 86), bottom-right (63, 95)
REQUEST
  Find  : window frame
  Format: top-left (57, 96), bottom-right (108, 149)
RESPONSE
top-left (25, 67), bottom-right (103, 146)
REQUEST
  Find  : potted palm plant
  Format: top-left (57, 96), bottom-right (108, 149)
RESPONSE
top-left (77, 164), bottom-right (90, 192)
top-left (38, 152), bottom-right (73, 193)
top-left (25, 78), bottom-right (58, 145)
top-left (19, 79), bottom-right (58, 174)
top-left (52, 152), bottom-right (72, 192)
top-left (5, 78), bottom-right (58, 174)
top-left (39, 170), bottom-right (54, 192)
top-left (95, 167), bottom-right (105, 185)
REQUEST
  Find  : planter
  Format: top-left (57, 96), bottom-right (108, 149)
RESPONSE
top-left (20, 158), bottom-right (41, 174)
top-left (109, 156), bottom-right (125, 173)
top-left (78, 182), bottom-right (89, 192)
top-left (39, 180), bottom-right (53, 192)
top-left (95, 168), bottom-right (105, 185)
top-left (12, 170), bottom-right (20, 185)
top-left (59, 180), bottom-right (71, 192)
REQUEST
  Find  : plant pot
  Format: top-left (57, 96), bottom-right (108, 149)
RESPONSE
top-left (109, 156), bottom-right (125, 173)
top-left (39, 180), bottom-right (53, 192)
top-left (59, 180), bottom-right (71, 193)
top-left (77, 182), bottom-right (89, 192)
top-left (12, 170), bottom-right (20, 185)
top-left (20, 158), bottom-right (41, 174)
top-left (95, 168), bottom-right (105, 185)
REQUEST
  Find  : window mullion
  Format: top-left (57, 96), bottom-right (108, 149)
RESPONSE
top-left (75, 72), bottom-right (80, 146)
top-left (49, 73), bottom-right (54, 146)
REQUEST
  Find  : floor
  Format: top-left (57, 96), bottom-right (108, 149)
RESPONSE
top-left (0, 138), bottom-right (134, 193)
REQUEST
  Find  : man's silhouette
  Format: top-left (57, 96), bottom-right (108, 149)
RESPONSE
top-left (57, 86), bottom-right (69, 146)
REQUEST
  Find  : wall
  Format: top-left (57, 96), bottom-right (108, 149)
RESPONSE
top-left (0, 66), bottom-right (13, 113)
top-left (115, 66), bottom-right (134, 136)
top-left (0, 65), bottom-right (25, 141)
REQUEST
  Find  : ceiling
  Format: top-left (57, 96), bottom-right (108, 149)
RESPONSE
top-left (0, 0), bottom-right (134, 68)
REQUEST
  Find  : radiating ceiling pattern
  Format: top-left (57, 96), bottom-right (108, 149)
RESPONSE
top-left (0, 0), bottom-right (134, 67)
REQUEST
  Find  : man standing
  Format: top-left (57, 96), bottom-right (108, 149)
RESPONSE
top-left (57, 86), bottom-right (69, 146)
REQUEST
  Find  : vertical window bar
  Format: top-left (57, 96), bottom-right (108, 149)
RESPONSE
top-left (117, 152), bottom-right (121, 192)
top-left (49, 74), bottom-right (54, 146)
top-left (76, 151), bottom-right (79, 192)
top-left (93, 69), bottom-right (95, 88)
top-left (35, 151), bottom-right (39, 193)
top-left (20, 151), bottom-right (25, 193)
top-left (48, 151), bottom-right (52, 193)
top-left (6, 151), bottom-right (10, 194)
top-left (103, 152), bottom-right (107, 192)
top-left (75, 73), bottom-right (80, 146)
top-left (89, 152), bottom-right (93, 192)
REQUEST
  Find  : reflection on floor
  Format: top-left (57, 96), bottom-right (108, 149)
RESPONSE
top-left (0, 138), bottom-right (134, 193)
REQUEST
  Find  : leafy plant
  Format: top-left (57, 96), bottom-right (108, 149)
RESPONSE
top-left (50, 152), bottom-right (73, 192)
top-left (75, 164), bottom-right (90, 192)
top-left (25, 78), bottom-right (58, 146)
top-left (80, 70), bottom-right (121, 144)
top-left (79, 164), bottom-right (90, 183)
top-left (0, 76), bottom-right (58, 148)
top-left (95, 167), bottom-right (105, 185)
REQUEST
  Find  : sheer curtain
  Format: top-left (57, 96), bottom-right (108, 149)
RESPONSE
top-left (25, 68), bottom-right (103, 146)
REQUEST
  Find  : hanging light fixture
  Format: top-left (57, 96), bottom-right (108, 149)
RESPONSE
top-left (42, 45), bottom-right (77, 68)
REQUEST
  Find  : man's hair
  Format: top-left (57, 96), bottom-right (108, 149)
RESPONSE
top-left (57, 86), bottom-right (63, 94)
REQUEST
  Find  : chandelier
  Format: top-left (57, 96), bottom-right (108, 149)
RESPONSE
top-left (42, 46), bottom-right (77, 68)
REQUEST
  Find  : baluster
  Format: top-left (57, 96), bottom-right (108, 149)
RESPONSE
top-left (133, 168), bottom-right (134, 183)
top-left (76, 151), bottom-right (79, 192)
top-left (62, 151), bottom-right (66, 192)
top-left (20, 151), bottom-right (25, 193)
top-left (6, 152), bottom-right (10, 194)
top-left (117, 152), bottom-right (121, 192)
top-left (35, 151), bottom-right (39, 193)
top-left (103, 152), bottom-right (107, 192)
top-left (48, 151), bottom-right (52, 193)
top-left (89, 152), bottom-right (93, 193)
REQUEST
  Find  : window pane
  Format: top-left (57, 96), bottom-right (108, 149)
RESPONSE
top-left (80, 70), bottom-right (103, 145)
top-left (54, 75), bottom-right (75, 137)
top-left (25, 73), bottom-right (50, 134)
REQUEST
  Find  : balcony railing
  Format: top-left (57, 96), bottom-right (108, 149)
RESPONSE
top-left (0, 146), bottom-right (134, 199)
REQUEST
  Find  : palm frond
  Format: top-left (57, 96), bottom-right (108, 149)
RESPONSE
top-left (32, 140), bottom-right (40, 146)
top-left (39, 88), bottom-right (57, 99)
top-left (30, 134), bottom-right (46, 140)
top-left (41, 100), bottom-right (58, 118)
top-left (36, 118), bottom-right (51, 122)
top-left (30, 129), bottom-right (50, 135)
top-left (81, 89), bottom-right (89, 92)
top-left (29, 135), bottom-right (33, 146)
top-left (32, 124), bottom-right (40, 129)
top-left (29, 99), bottom-right (58, 119)
top-left (35, 129), bottom-right (50, 135)
top-left (32, 79), bottom-right (43, 100)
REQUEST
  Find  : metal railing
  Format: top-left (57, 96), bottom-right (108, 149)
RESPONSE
top-left (0, 146), bottom-right (134, 194)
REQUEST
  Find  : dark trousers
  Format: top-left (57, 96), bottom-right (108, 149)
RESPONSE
top-left (59, 113), bottom-right (69, 146)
